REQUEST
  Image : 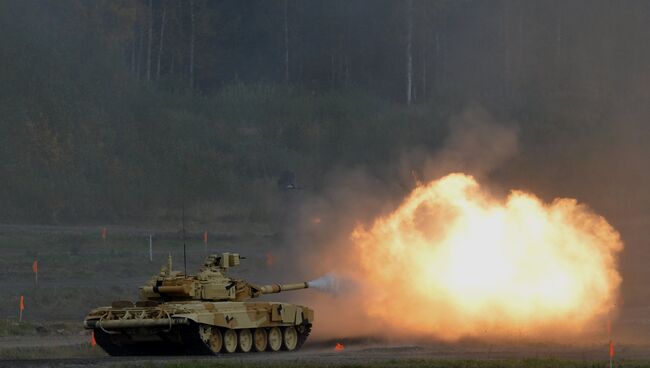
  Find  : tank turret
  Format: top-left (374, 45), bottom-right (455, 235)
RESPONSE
top-left (84, 252), bottom-right (315, 356)
top-left (139, 252), bottom-right (309, 302)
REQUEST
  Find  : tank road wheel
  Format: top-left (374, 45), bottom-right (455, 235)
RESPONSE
top-left (223, 329), bottom-right (238, 353)
top-left (253, 328), bottom-right (268, 352)
top-left (198, 325), bottom-right (223, 355)
top-left (282, 326), bottom-right (299, 351)
top-left (267, 327), bottom-right (282, 352)
top-left (208, 327), bottom-right (223, 354)
top-left (238, 329), bottom-right (253, 353)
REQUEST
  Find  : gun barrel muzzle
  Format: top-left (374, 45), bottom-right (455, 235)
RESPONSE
top-left (259, 282), bottom-right (309, 294)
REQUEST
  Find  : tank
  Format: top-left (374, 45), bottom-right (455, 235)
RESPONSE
top-left (83, 252), bottom-right (314, 355)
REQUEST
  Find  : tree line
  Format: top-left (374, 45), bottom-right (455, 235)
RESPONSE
top-left (72, 0), bottom-right (461, 103)
top-left (2, 0), bottom-right (650, 223)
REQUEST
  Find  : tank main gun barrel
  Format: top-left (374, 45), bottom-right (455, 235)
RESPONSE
top-left (259, 282), bottom-right (309, 294)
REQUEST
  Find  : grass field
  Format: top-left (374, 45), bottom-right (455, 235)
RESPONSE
top-left (0, 223), bottom-right (274, 362)
top-left (0, 319), bottom-right (81, 337)
top-left (0, 224), bottom-right (276, 322)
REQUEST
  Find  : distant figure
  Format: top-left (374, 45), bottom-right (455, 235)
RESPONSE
top-left (277, 170), bottom-right (296, 190)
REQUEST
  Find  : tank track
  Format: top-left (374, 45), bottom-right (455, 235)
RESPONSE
top-left (94, 329), bottom-right (185, 356)
top-left (94, 322), bottom-right (313, 356)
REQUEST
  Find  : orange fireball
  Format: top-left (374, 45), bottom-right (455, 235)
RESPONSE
top-left (351, 173), bottom-right (623, 340)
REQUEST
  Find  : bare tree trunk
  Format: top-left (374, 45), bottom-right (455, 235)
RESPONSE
top-left (502, 0), bottom-right (511, 102)
top-left (516, 1), bottom-right (523, 85)
top-left (146, 0), bottom-right (153, 82)
top-left (421, 45), bottom-right (427, 101)
top-left (434, 30), bottom-right (440, 93)
top-left (405, 0), bottom-right (413, 105)
top-left (157, 4), bottom-right (167, 80)
top-left (283, 0), bottom-right (290, 84)
top-left (439, 18), bottom-right (448, 92)
top-left (131, 4), bottom-right (138, 74)
top-left (137, 16), bottom-right (144, 80)
top-left (330, 53), bottom-right (335, 85)
top-left (344, 55), bottom-right (350, 86)
top-left (176, 0), bottom-right (185, 80)
top-left (555, 3), bottom-right (563, 92)
top-left (131, 39), bottom-right (137, 74)
top-left (189, 0), bottom-right (195, 90)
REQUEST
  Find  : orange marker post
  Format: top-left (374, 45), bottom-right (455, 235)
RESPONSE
top-left (266, 252), bottom-right (274, 268)
top-left (203, 230), bottom-right (208, 251)
top-left (607, 317), bottom-right (613, 368)
top-left (19, 295), bottom-right (24, 322)
top-left (101, 227), bottom-right (107, 241)
top-left (32, 259), bottom-right (38, 284)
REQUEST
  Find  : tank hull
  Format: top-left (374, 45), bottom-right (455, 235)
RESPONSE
top-left (84, 301), bottom-right (313, 355)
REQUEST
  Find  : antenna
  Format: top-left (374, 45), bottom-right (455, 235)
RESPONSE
top-left (182, 202), bottom-right (187, 276)
top-left (180, 162), bottom-right (188, 276)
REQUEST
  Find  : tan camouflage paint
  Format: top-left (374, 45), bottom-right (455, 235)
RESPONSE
top-left (83, 253), bottom-right (314, 351)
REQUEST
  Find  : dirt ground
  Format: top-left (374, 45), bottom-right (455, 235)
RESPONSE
top-left (2, 334), bottom-right (650, 368)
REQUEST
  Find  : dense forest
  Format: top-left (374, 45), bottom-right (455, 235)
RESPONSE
top-left (1, 0), bottom-right (649, 224)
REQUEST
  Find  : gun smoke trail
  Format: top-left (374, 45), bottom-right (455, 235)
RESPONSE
top-left (307, 273), bottom-right (340, 293)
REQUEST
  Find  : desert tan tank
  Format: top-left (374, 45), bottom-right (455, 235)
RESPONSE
top-left (83, 252), bottom-right (313, 355)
